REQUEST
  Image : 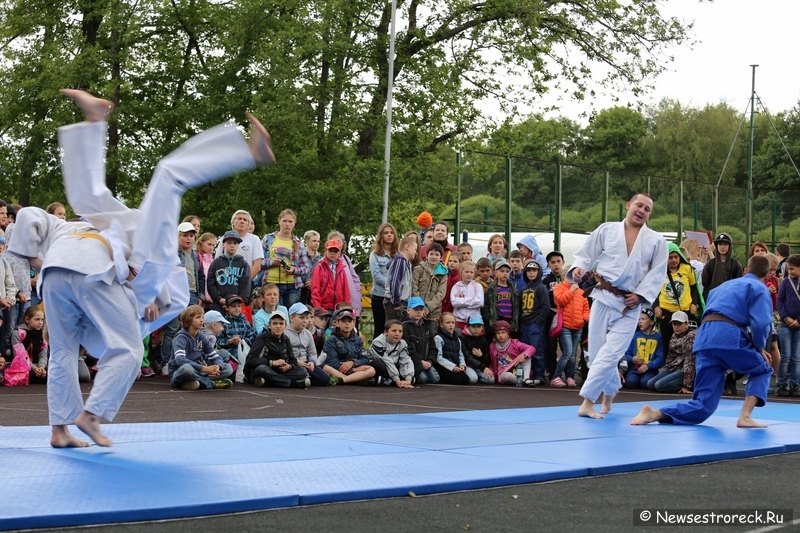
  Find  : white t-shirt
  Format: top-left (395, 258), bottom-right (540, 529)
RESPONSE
top-left (215, 232), bottom-right (264, 265)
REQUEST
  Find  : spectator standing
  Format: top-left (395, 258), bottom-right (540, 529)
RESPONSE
top-left (215, 210), bottom-right (264, 280)
top-left (260, 209), bottom-right (310, 307)
top-left (369, 223), bottom-right (399, 338)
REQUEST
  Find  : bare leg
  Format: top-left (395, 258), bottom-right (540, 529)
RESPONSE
top-left (342, 367), bottom-right (376, 384)
top-left (737, 395), bottom-right (768, 428)
top-left (60, 89), bottom-right (114, 122)
top-left (246, 113), bottom-right (276, 165)
top-left (577, 397), bottom-right (604, 419)
top-left (75, 410), bottom-right (113, 447)
top-left (51, 425), bottom-right (91, 448)
top-left (630, 405), bottom-right (669, 425)
top-left (600, 391), bottom-right (616, 414)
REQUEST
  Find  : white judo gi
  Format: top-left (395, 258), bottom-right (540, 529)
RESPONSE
top-left (568, 222), bottom-right (668, 403)
top-left (9, 120), bottom-right (256, 425)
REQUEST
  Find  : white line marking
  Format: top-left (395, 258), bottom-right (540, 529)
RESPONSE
top-left (742, 517), bottom-right (800, 533)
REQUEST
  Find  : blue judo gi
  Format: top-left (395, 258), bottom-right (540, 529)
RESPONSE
top-left (659, 273), bottom-right (773, 425)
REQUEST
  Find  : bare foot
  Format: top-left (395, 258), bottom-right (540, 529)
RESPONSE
top-left (60, 89), bottom-right (114, 122)
top-left (75, 411), bottom-right (112, 447)
top-left (737, 416), bottom-right (767, 428)
top-left (630, 405), bottom-right (664, 425)
top-left (578, 399), bottom-right (604, 419)
top-left (51, 425), bottom-right (91, 448)
top-left (600, 392), bottom-right (616, 414)
top-left (246, 112), bottom-right (276, 165)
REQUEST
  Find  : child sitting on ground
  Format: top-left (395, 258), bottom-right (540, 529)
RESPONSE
top-left (434, 312), bottom-right (476, 385)
top-left (168, 305), bottom-right (234, 390)
top-left (623, 309), bottom-right (663, 389)
top-left (7, 306), bottom-right (48, 384)
top-left (321, 309), bottom-right (376, 384)
top-left (462, 313), bottom-right (493, 383)
top-left (403, 296), bottom-right (440, 384)
top-left (221, 294), bottom-right (257, 352)
top-left (284, 303), bottom-right (331, 386)
top-left (201, 309), bottom-right (234, 366)
top-left (244, 310), bottom-right (310, 388)
top-left (489, 320), bottom-right (535, 386)
top-left (369, 319), bottom-right (415, 388)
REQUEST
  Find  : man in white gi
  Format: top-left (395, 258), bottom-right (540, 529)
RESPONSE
top-left (9, 90), bottom-right (275, 447)
top-left (567, 194), bottom-right (668, 418)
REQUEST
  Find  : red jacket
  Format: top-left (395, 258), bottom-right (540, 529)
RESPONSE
top-left (553, 279), bottom-right (589, 330)
top-left (440, 269), bottom-right (461, 314)
top-left (311, 258), bottom-right (351, 312)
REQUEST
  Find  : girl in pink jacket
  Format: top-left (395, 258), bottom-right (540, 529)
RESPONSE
top-left (489, 320), bottom-right (536, 386)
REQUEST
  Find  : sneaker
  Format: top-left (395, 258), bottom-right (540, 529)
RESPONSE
top-left (181, 380), bottom-right (201, 390)
top-left (363, 378), bottom-right (376, 386)
top-left (140, 367), bottom-right (155, 378)
top-left (328, 375), bottom-right (340, 386)
top-left (213, 379), bottom-right (233, 389)
top-left (160, 366), bottom-right (169, 377)
top-left (533, 378), bottom-right (542, 386)
top-left (791, 386), bottom-right (800, 397)
top-left (523, 378), bottom-right (535, 387)
top-left (550, 377), bottom-right (566, 388)
top-left (292, 378), bottom-right (310, 389)
top-left (381, 378), bottom-right (392, 386)
top-left (776, 385), bottom-right (790, 397)
top-left (566, 378), bottom-right (577, 388)
top-left (254, 377), bottom-right (266, 388)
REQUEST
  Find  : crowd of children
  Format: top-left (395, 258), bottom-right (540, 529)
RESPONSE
top-left (2, 199), bottom-right (799, 400)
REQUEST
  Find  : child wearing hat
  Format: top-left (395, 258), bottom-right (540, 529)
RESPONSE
top-left (403, 297), bottom-right (440, 384)
top-left (701, 232), bottom-right (743, 301)
top-left (201, 309), bottom-right (232, 363)
top-left (518, 259), bottom-right (549, 384)
top-left (481, 258), bottom-right (519, 335)
top-left (311, 239), bottom-right (351, 312)
top-left (285, 303), bottom-right (330, 386)
top-left (462, 313), bottom-right (493, 383)
top-left (622, 308), bottom-right (663, 389)
top-left (321, 309), bottom-right (376, 384)
top-left (220, 294), bottom-right (256, 355)
top-left (646, 310), bottom-right (696, 393)
top-left (207, 231), bottom-right (252, 314)
top-left (244, 310), bottom-right (310, 388)
top-left (489, 320), bottom-right (536, 386)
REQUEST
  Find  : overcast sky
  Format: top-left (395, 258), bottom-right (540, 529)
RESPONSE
top-left (484, 0), bottom-right (800, 123)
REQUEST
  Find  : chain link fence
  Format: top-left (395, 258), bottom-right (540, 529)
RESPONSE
top-left (455, 152), bottom-right (800, 263)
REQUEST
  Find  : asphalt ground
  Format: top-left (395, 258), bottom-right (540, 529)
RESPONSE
top-left (2, 379), bottom-right (799, 533)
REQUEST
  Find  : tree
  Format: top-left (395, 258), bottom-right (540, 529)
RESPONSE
top-left (580, 106), bottom-right (648, 173)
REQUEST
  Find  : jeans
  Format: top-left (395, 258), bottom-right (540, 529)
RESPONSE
top-left (778, 326), bottom-right (800, 386)
top-left (250, 363), bottom-right (308, 387)
top-left (418, 366), bottom-right (440, 384)
top-left (161, 316), bottom-right (180, 365)
top-left (520, 321), bottom-right (545, 380)
top-left (1, 300), bottom-right (30, 357)
top-left (277, 284), bottom-right (299, 308)
top-left (647, 369), bottom-right (684, 393)
top-left (624, 368), bottom-right (659, 389)
top-left (170, 362), bottom-right (233, 389)
top-left (554, 327), bottom-right (581, 380)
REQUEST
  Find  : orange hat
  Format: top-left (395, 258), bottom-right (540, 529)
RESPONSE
top-left (416, 211), bottom-right (433, 229)
top-left (325, 239), bottom-right (342, 251)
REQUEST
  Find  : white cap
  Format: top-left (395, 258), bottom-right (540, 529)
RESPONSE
top-left (177, 222), bottom-right (197, 233)
top-left (670, 311), bottom-right (690, 323)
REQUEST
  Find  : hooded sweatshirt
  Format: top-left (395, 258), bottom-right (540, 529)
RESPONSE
top-left (701, 240), bottom-right (743, 300)
top-left (207, 252), bottom-right (252, 304)
top-left (412, 260), bottom-right (449, 320)
top-left (515, 236), bottom-right (551, 276)
top-left (369, 333), bottom-right (414, 382)
top-left (655, 242), bottom-right (703, 314)
top-left (519, 260), bottom-right (549, 327)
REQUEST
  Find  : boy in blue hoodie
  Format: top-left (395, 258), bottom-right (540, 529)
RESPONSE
top-left (519, 259), bottom-right (549, 384)
top-left (624, 308), bottom-right (664, 389)
top-left (516, 235), bottom-right (551, 277)
top-left (207, 231), bottom-right (252, 313)
top-left (168, 305), bottom-right (234, 390)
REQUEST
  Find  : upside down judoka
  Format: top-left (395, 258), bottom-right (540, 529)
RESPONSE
top-left (8, 90), bottom-right (275, 447)
top-left (567, 194), bottom-right (668, 419)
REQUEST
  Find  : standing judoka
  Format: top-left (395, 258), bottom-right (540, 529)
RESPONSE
top-left (567, 194), bottom-right (668, 418)
top-left (9, 90), bottom-right (275, 447)
top-left (631, 255), bottom-right (774, 428)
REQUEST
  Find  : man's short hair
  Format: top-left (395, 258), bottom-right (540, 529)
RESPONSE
top-left (747, 255), bottom-right (770, 278)
top-left (630, 192), bottom-right (653, 203)
top-left (400, 234), bottom-right (417, 251)
top-left (508, 250), bottom-right (523, 260)
top-left (777, 243), bottom-right (791, 257)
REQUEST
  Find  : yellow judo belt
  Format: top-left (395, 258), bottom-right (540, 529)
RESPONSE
top-left (72, 232), bottom-right (113, 255)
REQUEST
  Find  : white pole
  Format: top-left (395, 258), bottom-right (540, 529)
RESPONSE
top-left (381, 0), bottom-right (398, 224)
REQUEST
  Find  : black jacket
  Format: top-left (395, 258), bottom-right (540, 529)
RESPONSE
top-left (244, 330), bottom-right (297, 379)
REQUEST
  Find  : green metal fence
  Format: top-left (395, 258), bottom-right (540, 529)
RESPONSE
top-left (454, 151), bottom-right (799, 262)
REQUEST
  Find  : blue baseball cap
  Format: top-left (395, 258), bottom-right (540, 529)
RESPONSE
top-left (222, 230), bottom-right (242, 243)
top-left (407, 296), bottom-right (427, 309)
top-left (289, 302), bottom-right (310, 316)
top-left (467, 313), bottom-right (484, 325)
top-left (204, 310), bottom-right (230, 325)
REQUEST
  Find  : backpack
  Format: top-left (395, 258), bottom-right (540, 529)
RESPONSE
top-left (5, 343), bottom-right (30, 386)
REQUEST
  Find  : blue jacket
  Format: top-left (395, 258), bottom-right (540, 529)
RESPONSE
top-left (169, 328), bottom-right (223, 375)
top-left (322, 331), bottom-right (369, 370)
top-left (515, 235), bottom-right (551, 276)
top-left (625, 330), bottom-right (664, 370)
top-left (699, 273), bottom-right (772, 350)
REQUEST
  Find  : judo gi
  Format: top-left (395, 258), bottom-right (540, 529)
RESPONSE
top-left (658, 274), bottom-right (773, 424)
top-left (9, 120), bottom-right (256, 425)
top-left (568, 221), bottom-right (668, 403)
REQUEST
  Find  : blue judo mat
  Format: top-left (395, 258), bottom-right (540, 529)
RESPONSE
top-left (1, 399), bottom-right (799, 530)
